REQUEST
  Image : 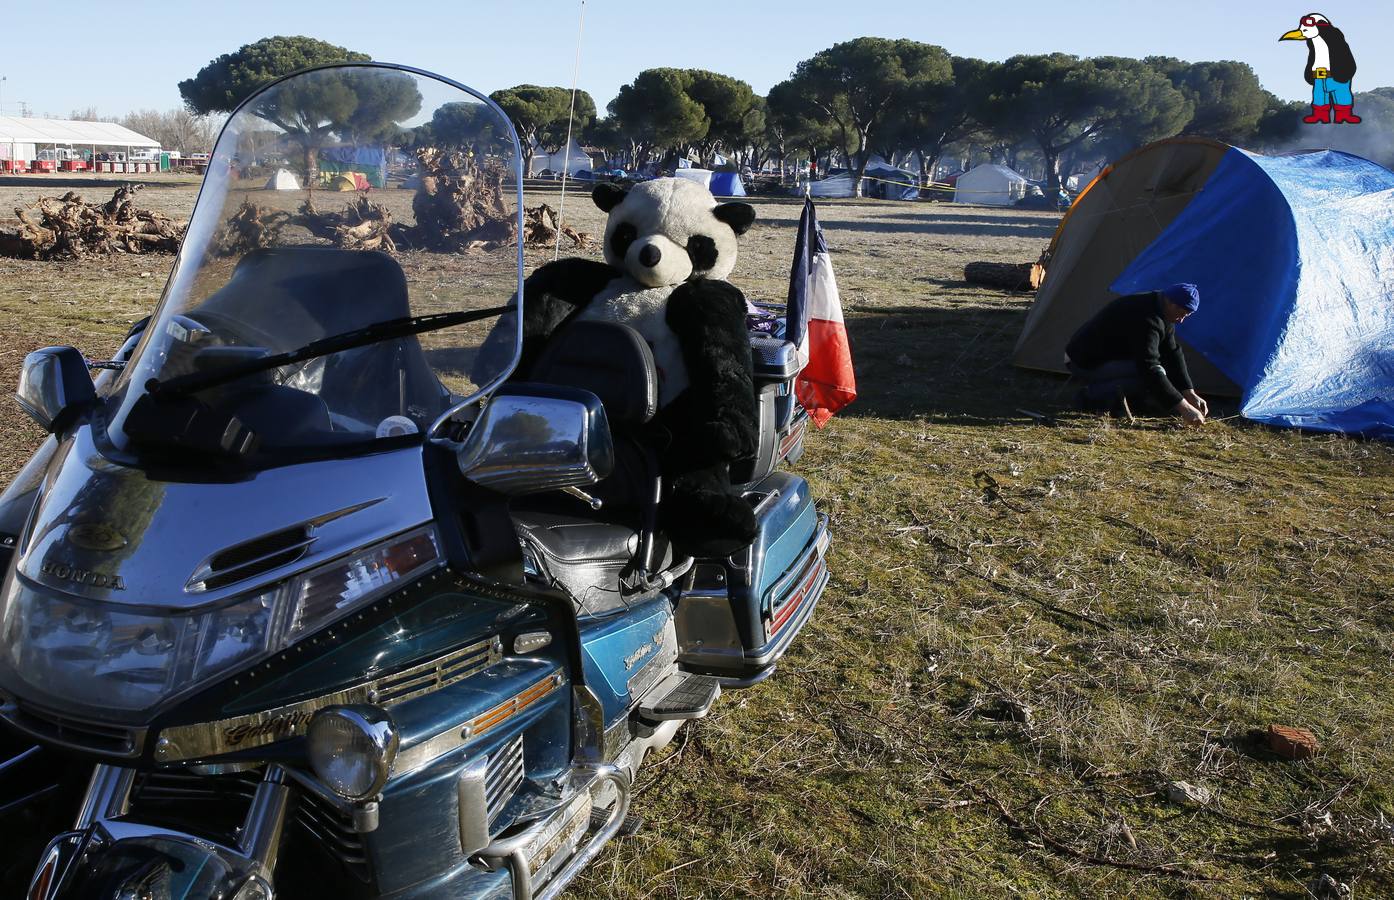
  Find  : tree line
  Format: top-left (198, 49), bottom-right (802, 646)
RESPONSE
top-left (176, 36), bottom-right (1391, 196)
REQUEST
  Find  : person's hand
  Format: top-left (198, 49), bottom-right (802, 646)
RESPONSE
top-left (1174, 399), bottom-right (1205, 427)
top-left (1183, 389), bottom-right (1209, 418)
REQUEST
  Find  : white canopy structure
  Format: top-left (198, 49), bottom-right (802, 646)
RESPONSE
top-left (527, 138), bottom-right (591, 176)
top-left (0, 116), bottom-right (159, 161)
top-left (953, 164), bottom-right (1029, 206)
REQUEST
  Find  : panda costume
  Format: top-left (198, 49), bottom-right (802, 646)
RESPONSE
top-left (515, 178), bottom-right (760, 558)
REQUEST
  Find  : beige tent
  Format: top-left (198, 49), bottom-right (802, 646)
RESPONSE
top-left (1013, 137), bottom-right (1239, 395)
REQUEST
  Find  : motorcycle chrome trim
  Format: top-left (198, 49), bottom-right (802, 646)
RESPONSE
top-left (156, 635), bottom-right (503, 762)
top-left (456, 754), bottom-right (494, 856)
top-left (44, 764), bottom-right (290, 896)
top-left (477, 764), bottom-right (631, 900)
top-left (456, 393), bottom-right (613, 495)
top-left (75, 764), bottom-right (134, 828)
top-left (240, 765), bottom-right (291, 876)
top-left (673, 593), bottom-right (745, 669)
top-left (572, 685), bottom-right (607, 764)
top-left (393, 670), bottom-right (563, 777)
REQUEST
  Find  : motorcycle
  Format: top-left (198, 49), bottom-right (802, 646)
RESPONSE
top-left (0, 63), bottom-right (828, 898)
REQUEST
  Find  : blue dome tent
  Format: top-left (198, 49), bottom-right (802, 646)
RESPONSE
top-left (1014, 137), bottom-right (1394, 437)
top-left (708, 170), bottom-right (746, 197)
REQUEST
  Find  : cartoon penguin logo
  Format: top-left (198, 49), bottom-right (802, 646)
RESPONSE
top-left (1280, 13), bottom-right (1360, 124)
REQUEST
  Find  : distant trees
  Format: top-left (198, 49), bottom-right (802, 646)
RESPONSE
top-left (119, 109), bottom-right (222, 155)
top-left (607, 68), bottom-right (708, 166)
top-left (489, 85), bottom-right (593, 174)
top-left (153, 36), bottom-right (1388, 190)
top-left (603, 67), bottom-right (763, 168)
top-left (979, 54), bottom-right (1190, 195)
top-left (765, 78), bottom-right (840, 179)
top-left (893, 56), bottom-right (996, 185)
top-left (1148, 58), bottom-right (1267, 142)
top-left (781, 37), bottom-right (952, 195)
top-left (178, 37), bottom-right (414, 182)
top-left (179, 36), bottom-right (371, 115)
top-left (538, 90), bottom-right (595, 154)
top-left (683, 70), bottom-right (760, 164)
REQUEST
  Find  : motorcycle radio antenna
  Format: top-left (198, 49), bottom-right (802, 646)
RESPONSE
top-left (554, 0), bottom-right (587, 260)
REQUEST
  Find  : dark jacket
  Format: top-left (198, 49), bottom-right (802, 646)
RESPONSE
top-left (1066, 292), bottom-right (1194, 408)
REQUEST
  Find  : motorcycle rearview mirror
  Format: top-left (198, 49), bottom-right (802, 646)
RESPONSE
top-left (15, 346), bottom-right (97, 433)
top-left (456, 386), bottom-right (614, 495)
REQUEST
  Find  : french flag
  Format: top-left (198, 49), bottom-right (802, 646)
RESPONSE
top-left (786, 197), bottom-right (856, 427)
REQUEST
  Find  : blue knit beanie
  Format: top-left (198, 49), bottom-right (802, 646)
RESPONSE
top-left (1161, 283), bottom-right (1200, 313)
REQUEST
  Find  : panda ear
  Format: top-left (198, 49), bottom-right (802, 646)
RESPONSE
top-left (592, 183), bottom-right (628, 213)
top-left (713, 201), bottom-right (756, 236)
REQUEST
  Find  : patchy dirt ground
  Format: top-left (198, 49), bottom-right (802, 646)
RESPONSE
top-left (0, 177), bottom-right (1391, 898)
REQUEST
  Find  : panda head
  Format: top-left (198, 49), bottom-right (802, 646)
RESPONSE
top-left (592, 177), bottom-right (755, 288)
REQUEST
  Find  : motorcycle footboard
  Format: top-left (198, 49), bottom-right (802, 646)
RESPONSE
top-left (675, 472), bottom-right (829, 683)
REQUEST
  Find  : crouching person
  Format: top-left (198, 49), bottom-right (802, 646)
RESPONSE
top-left (1065, 283), bottom-right (1208, 427)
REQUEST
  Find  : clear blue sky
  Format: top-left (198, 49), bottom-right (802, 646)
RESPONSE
top-left (1, 1), bottom-right (1388, 119)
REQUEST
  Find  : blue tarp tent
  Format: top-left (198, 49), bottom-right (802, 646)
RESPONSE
top-left (1014, 138), bottom-right (1394, 437)
top-left (709, 170), bottom-right (746, 197)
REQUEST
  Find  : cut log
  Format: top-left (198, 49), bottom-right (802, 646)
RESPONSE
top-left (964, 260), bottom-right (1045, 292)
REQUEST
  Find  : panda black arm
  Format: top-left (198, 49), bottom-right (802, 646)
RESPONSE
top-left (524, 257), bottom-right (620, 306)
top-left (665, 279), bottom-right (759, 464)
top-left (517, 258), bottom-right (621, 376)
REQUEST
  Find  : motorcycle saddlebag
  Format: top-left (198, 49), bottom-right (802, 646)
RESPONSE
top-left (675, 471), bottom-right (829, 685)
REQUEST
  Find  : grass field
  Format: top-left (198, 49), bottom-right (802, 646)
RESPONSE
top-left (2, 177), bottom-right (1392, 898)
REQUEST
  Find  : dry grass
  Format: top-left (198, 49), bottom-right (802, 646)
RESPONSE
top-left (1, 177), bottom-right (1392, 897)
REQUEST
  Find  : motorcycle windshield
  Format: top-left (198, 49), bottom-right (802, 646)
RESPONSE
top-left (104, 64), bottom-right (524, 463)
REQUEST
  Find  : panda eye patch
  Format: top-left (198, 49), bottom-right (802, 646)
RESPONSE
top-left (610, 222), bottom-right (637, 261)
top-left (686, 234), bottom-right (718, 272)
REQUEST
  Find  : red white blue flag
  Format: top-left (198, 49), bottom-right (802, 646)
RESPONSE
top-left (787, 197), bottom-right (856, 427)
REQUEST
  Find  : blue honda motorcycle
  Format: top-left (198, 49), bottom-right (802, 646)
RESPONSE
top-left (0, 63), bottom-right (828, 898)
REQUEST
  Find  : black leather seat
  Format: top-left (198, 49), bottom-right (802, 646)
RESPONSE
top-left (515, 513), bottom-right (672, 615)
top-left (510, 322), bottom-right (668, 612)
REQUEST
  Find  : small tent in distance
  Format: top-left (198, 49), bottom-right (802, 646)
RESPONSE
top-left (1014, 137), bottom-right (1394, 437)
top-left (708, 170), bottom-right (746, 197)
top-left (954, 164), bottom-right (1029, 206)
top-left (264, 169), bottom-right (301, 190)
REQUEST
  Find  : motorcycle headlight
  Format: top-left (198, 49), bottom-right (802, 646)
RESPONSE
top-left (0, 527), bottom-right (440, 718)
top-left (0, 572), bottom-right (276, 714)
top-left (307, 705), bottom-right (398, 800)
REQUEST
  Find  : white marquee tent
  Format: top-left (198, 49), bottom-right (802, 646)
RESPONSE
top-left (527, 138), bottom-right (591, 177)
top-left (0, 116), bottom-right (159, 162)
top-left (953, 163), bottom-right (1029, 206)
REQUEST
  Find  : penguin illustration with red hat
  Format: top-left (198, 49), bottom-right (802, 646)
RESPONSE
top-left (1280, 13), bottom-right (1360, 124)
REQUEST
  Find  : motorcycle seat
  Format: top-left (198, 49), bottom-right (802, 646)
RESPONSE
top-left (514, 511), bottom-right (672, 615)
